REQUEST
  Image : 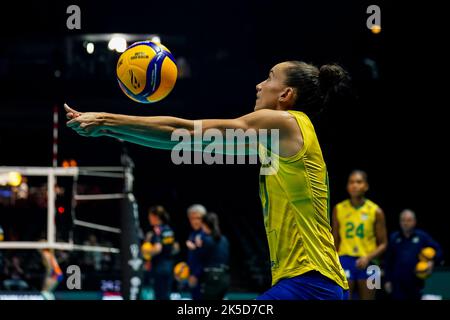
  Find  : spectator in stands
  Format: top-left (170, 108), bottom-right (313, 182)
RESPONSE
top-left (83, 234), bottom-right (102, 271)
top-left (3, 254), bottom-right (30, 291)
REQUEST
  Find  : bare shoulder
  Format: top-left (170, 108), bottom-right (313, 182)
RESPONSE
top-left (239, 109), bottom-right (303, 157)
top-left (376, 206), bottom-right (384, 214)
top-left (239, 109), bottom-right (297, 132)
top-left (376, 207), bottom-right (386, 219)
top-left (243, 109), bottom-right (292, 118)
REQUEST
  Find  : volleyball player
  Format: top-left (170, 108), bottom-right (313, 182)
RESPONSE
top-left (65, 61), bottom-right (351, 299)
top-left (332, 170), bottom-right (388, 299)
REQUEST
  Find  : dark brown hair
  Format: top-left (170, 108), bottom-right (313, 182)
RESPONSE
top-left (148, 205), bottom-right (170, 224)
top-left (202, 212), bottom-right (222, 242)
top-left (349, 169), bottom-right (368, 183)
top-left (284, 61), bottom-right (351, 114)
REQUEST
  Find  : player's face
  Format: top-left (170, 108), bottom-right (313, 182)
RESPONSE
top-left (255, 63), bottom-right (289, 111)
top-left (400, 212), bottom-right (416, 233)
top-left (148, 213), bottom-right (159, 226)
top-left (347, 173), bottom-right (368, 198)
top-left (188, 212), bottom-right (203, 230)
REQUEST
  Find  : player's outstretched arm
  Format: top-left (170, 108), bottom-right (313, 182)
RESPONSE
top-left (65, 103), bottom-right (177, 150)
top-left (65, 104), bottom-right (297, 155)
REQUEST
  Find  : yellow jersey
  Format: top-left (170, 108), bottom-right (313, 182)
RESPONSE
top-left (336, 199), bottom-right (379, 258)
top-left (259, 110), bottom-right (348, 289)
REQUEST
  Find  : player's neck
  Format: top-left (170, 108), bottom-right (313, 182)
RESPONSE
top-left (402, 229), bottom-right (414, 238)
top-left (350, 197), bottom-right (366, 209)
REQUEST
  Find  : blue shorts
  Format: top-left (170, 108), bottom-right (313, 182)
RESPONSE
top-left (51, 270), bottom-right (63, 283)
top-left (339, 256), bottom-right (376, 281)
top-left (256, 271), bottom-right (348, 300)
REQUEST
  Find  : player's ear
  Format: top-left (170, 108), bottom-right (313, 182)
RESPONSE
top-left (279, 87), bottom-right (295, 103)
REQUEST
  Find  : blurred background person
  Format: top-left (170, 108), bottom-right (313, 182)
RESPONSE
top-left (82, 234), bottom-right (102, 272)
top-left (12, 176), bottom-right (29, 203)
top-left (141, 231), bottom-right (154, 294)
top-left (196, 212), bottom-right (230, 300)
top-left (147, 205), bottom-right (179, 300)
top-left (332, 170), bottom-right (388, 299)
top-left (185, 204), bottom-right (207, 300)
top-left (2, 254), bottom-right (29, 291)
top-left (0, 225), bottom-right (4, 277)
top-left (384, 209), bottom-right (443, 300)
top-left (39, 247), bottom-right (63, 300)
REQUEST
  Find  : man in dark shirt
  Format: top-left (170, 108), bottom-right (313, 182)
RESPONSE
top-left (185, 204), bottom-right (207, 300)
top-left (384, 209), bottom-right (443, 300)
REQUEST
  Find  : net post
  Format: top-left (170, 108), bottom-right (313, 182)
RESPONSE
top-left (120, 148), bottom-right (144, 300)
top-left (47, 169), bottom-right (56, 245)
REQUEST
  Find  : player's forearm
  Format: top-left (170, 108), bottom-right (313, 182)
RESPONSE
top-left (102, 113), bottom-right (255, 139)
top-left (101, 113), bottom-right (195, 143)
top-left (102, 118), bottom-right (207, 152)
top-left (102, 131), bottom-right (175, 150)
top-left (367, 243), bottom-right (387, 261)
top-left (101, 114), bottom-right (257, 154)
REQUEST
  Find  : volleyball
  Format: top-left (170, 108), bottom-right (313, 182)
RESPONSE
top-left (116, 41), bottom-right (178, 104)
top-left (141, 241), bottom-right (153, 261)
top-left (415, 261), bottom-right (432, 279)
top-left (173, 262), bottom-right (190, 282)
top-left (415, 247), bottom-right (436, 279)
top-left (419, 247), bottom-right (436, 261)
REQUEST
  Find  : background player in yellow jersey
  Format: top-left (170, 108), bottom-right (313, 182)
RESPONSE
top-left (332, 170), bottom-right (388, 300)
top-left (65, 61), bottom-right (351, 299)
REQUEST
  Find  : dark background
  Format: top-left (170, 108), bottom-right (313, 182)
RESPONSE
top-left (0, 0), bottom-right (447, 292)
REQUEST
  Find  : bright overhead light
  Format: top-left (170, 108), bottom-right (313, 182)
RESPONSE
top-left (150, 35), bottom-right (161, 43)
top-left (108, 36), bottom-right (127, 53)
top-left (86, 42), bottom-right (94, 54)
top-left (0, 172), bottom-right (22, 187)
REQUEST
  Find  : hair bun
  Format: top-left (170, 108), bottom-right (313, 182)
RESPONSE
top-left (319, 64), bottom-right (351, 105)
top-left (319, 64), bottom-right (348, 90)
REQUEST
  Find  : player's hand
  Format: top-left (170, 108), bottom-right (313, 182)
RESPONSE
top-left (64, 103), bottom-right (82, 120)
top-left (194, 235), bottom-right (203, 248)
top-left (65, 103), bottom-right (107, 137)
top-left (188, 275), bottom-right (198, 288)
top-left (186, 240), bottom-right (196, 250)
top-left (355, 256), bottom-right (370, 269)
top-left (427, 260), bottom-right (434, 274)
